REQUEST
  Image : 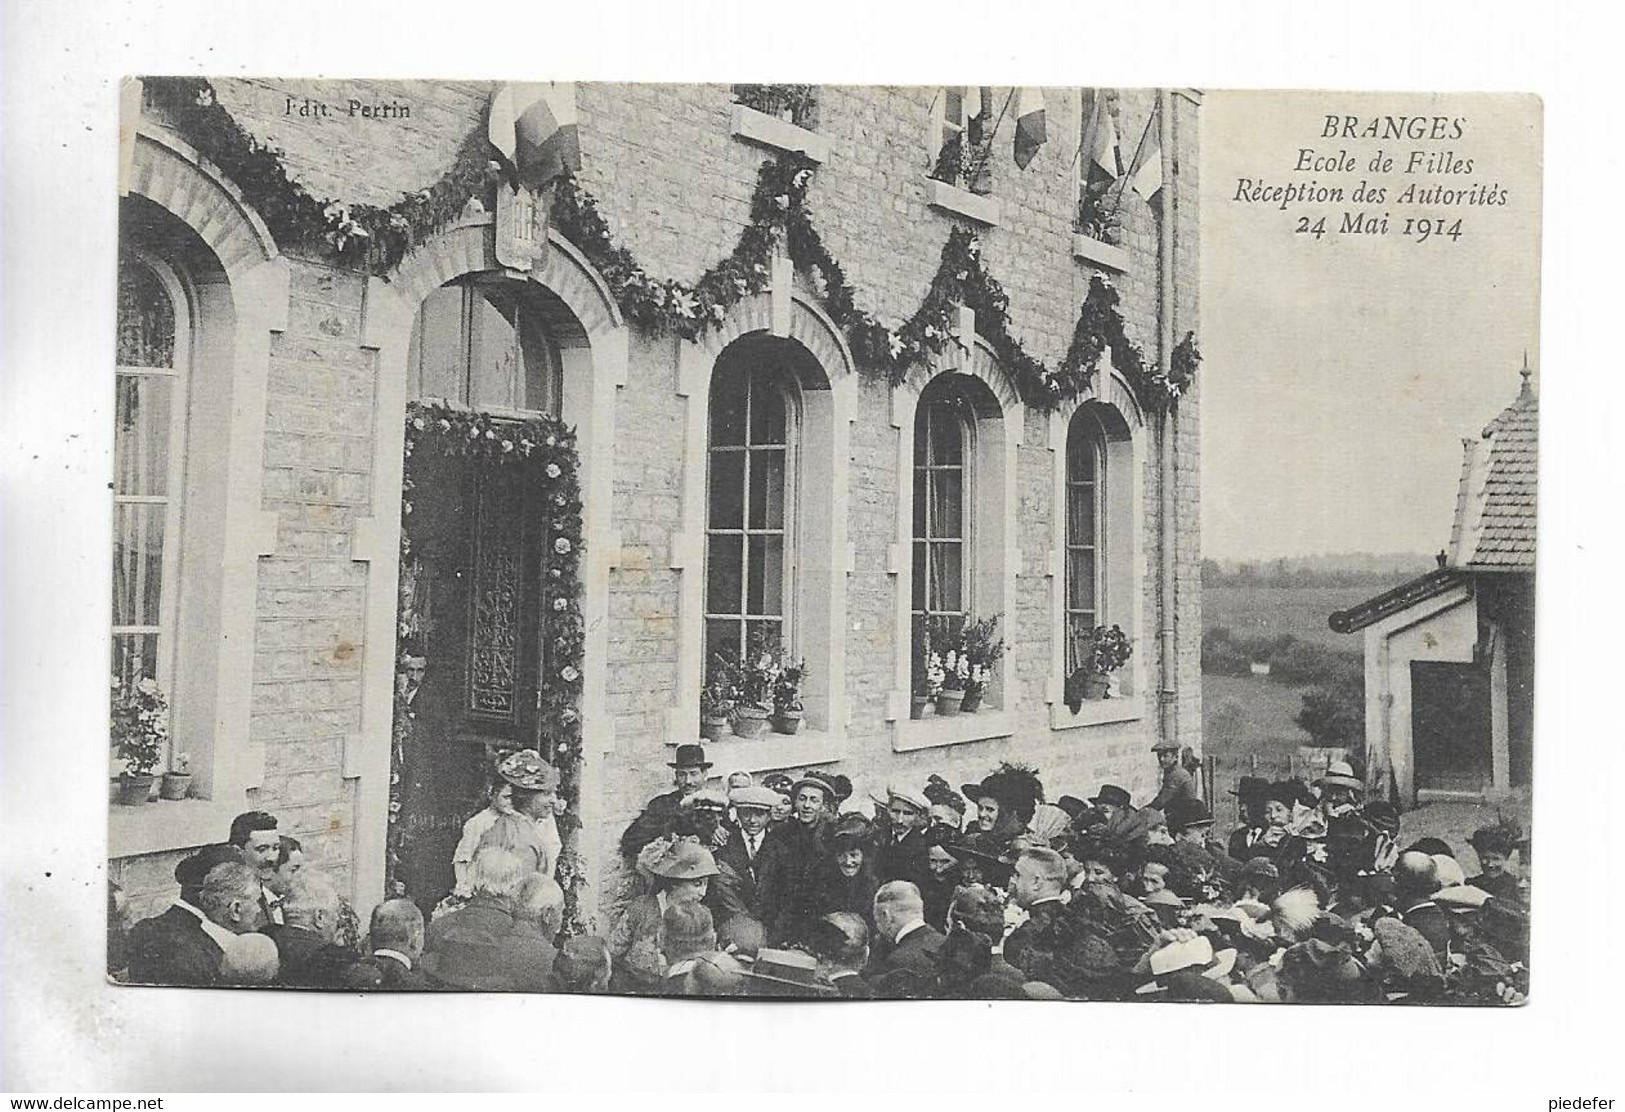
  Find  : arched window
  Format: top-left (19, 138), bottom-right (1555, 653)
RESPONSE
top-left (406, 274), bottom-right (562, 415)
top-left (704, 354), bottom-right (794, 665)
top-left (113, 248), bottom-right (191, 703)
top-left (912, 376), bottom-right (975, 661)
top-left (1064, 407), bottom-right (1107, 671)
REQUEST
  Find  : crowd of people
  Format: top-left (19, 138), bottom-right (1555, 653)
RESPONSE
top-left (111, 740), bottom-right (1530, 1004)
top-left (601, 742), bottom-right (1529, 1003)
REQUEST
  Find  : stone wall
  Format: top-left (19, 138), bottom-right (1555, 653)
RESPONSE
top-left (112, 79), bottom-right (1201, 930)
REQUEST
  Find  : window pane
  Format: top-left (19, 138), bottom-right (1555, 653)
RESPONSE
top-left (518, 307), bottom-right (562, 416)
top-left (748, 449), bottom-right (786, 529)
top-left (117, 257), bottom-right (175, 368)
top-left (912, 542), bottom-right (927, 610)
top-left (930, 470), bottom-right (963, 538)
top-left (113, 503), bottom-right (166, 626)
top-left (748, 376), bottom-right (787, 445)
top-left (746, 619), bottom-right (784, 658)
top-left (708, 451), bottom-right (745, 530)
top-left (929, 405), bottom-right (964, 465)
top-left (410, 285), bottom-right (466, 402)
top-left (929, 541), bottom-right (962, 614)
top-left (114, 374), bottom-right (173, 497)
top-left (706, 536), bottom-right (744, 615)
top-left (1065, 613), bottom-right (1097, 673)
top-left (1068, 549), bottom-right (1097, 611)
top-left (1067, 481), bottom-right (1096, 546)
top-left (469, 286), bottom-right (522, 410)
top-left (746, 534), bottom-right (784, 616)
top-left (710, 370), bottom-right (747, 447)
top-left (704, 619), bottom-right (741, 678)
top-left (112, 632), bottom-right (161, 690)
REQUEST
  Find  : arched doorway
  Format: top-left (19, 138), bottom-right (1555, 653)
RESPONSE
top-left (389, 272), bottom-right (571, 916)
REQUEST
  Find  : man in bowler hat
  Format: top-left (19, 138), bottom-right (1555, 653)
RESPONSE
top-left (619, 743), bottom-right (713, 859)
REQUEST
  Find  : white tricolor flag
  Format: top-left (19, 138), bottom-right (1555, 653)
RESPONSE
top-left (1083, 89), bottom-right (1122, 178)
top-left (1127, 101), bottom-right (1163, 200)
top-left (1013, 87), bottom-right (1047, 169)
top-left (488, 82), bottom-right (581, 189)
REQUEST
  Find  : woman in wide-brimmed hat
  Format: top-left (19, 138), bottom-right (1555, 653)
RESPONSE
top-left (608, 840), bottom-right (720, 994)
top-left (806, 813), bottom-right (881, 935)
top-left (959, 769), bottom-right (1037, 860)
top-left (450, 749), bottom-right (562, 900)
top-left (916, 824), bottom-right (963, 929)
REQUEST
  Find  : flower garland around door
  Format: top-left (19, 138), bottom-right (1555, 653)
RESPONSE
top-left (393, 402), bottom-right (590, 934)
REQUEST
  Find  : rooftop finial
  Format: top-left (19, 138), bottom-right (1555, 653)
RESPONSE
top-left (1518, 350), bottom-right (1533, 400)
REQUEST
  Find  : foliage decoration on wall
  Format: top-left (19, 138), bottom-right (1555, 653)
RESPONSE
top-left (144, 75), bottom-right (1196, 414)
top-left (392, 402), bottom-right (590, 934)
top-left (142, 77), bottom-right (499, 274)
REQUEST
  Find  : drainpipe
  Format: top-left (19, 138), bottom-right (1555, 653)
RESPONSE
top-left (1157, 87), bottom-right (1179, 748)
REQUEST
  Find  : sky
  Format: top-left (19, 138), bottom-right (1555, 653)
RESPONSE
top-left (1199, 90), bottom-right (1542, 561)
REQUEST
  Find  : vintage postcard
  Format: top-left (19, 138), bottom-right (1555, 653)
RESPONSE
top-left (107, 79), bottom-right (1539, 1004)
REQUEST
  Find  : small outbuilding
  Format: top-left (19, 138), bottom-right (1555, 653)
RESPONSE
top-left (1330, 364), bottom-right (1535, 806)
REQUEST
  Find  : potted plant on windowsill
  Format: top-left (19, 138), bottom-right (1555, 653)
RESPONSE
top-left (1064, 624), bottom-right (1133, 712)
top-left (909, 624), bottom-right (939, 720)
top-left (112, 673), bottom-right (168, 806)
top-left (770, 651), bottom-right (809, 735)
top-left (960, 615), bottom-right (1006, 713)
top-left (722, 633), bottom-right (776, 740)
top-left (160, 752), bottom-right (193, 800)
top-left (699, 680), bottom-right (734, 742)
top-left (932, 623), bottom-right (970, 717)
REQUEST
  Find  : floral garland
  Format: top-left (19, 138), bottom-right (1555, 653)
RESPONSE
top-left (145, 75), bottom-right (1197, 412)
top-left (142, 77), bottom-right (499, 274)
top-left (391, 401), bottom-right (591, 934)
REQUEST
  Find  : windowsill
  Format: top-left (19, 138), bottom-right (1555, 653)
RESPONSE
top-left (670, 729), bottom-right (843, 776)
top-left (925, 178), bottom-right (1001, 227)
top-left (729, 104), bottom-right (829, 163)
top-left (109, 795), bottom-right (245, 859)
top-left (893, 709), bottom-right (1014, 753)
top-left (1048, 694), bottom-right (1143, 732)
top-left (1071, 232), bottom-right (1131, 273)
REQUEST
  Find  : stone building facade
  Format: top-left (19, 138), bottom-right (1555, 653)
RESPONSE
top-left (109, 79), bottom-right (1202, 930)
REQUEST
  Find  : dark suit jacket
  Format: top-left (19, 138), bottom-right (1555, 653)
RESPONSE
top-left (619, 790), bottom-right (686, 859)
top-left (424, 897), bottom-right (553, 991)
top-left (1400, 900), bottom-right (1454, 959)
top-left (872, 828), bottom-right (928, 887)
top-left (829, 971), bottom-right (874, 999)
top-left (754, 818), bottom-right (830, 942)
top-left (712, 829), bottom-right (765, 916)
top-left (865, 922), bottom-right (945, 999)
top-left (273, 924), bottom-right (359, 989)
top-left (342, 952), bottom-right (431, 991)
top-left (126, 905), bottom-right (223, 987)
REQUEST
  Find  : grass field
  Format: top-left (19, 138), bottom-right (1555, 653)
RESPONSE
top-left (1203, 584), bottom-right (1380, 649)
top-left (1201, 584), bottom-right (1369, 808)
top-left (1199, 582), bottom-right (1527, 850)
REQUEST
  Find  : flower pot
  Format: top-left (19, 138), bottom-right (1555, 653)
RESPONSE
top-left (960, 686), bottom-right (984, 714)
top-left (116, 773), bottom-right (156, 806)
top-left (1081, 675), bottom-right (1111, 701)
top-left (732, 706), bottom-right (771, 739)
top-left (160, 771), bottom-right (193, 800)
top-left (935, 688), bottom-right (965, 717)
top-left (770, 713), bottom-right (803, 735)
top-left (909, 695), bottom-right (931, 721)
top-left (700, 717), bottom-right (733, 742)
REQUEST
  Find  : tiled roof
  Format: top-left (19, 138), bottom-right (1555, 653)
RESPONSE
top-left (1329, 567), bottom-right (1469, 634)
top-left (1447, 372), bottom-right (1537, 570)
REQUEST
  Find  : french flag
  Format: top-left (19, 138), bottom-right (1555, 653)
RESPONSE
top-left (1013, 87), bottom-right (1047, 169)
top-left (488, 82), bottom-right (582, 188)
